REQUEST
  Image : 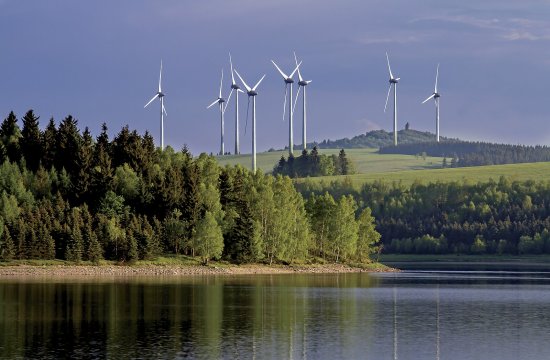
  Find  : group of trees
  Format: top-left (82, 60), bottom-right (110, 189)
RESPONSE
top-left (379, 140), bottom-right (550, 167)
top-left (0, 110), bottom-right (380, 264)
top-left (273, 148), bottom-right (355, 178)
top-left (297, 176), bottom-right (550, 255)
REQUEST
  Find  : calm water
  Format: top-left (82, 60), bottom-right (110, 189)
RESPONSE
top-left (1, 266), bottom-right (550, 359)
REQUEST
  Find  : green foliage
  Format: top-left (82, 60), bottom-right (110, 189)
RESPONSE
top-left (194, 211), bottom-right (224, 264)
top-left (273, 147), bottom-right (355, 178)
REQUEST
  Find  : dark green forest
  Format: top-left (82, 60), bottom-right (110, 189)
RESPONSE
top-left (297, 177), bottom-right (550, 255)
top-left (379, 140), bottom-right (550, 167)
top-left (273, 147), bottom-right (355, 178)
top-left (0, 110), bottom-right (379, 264)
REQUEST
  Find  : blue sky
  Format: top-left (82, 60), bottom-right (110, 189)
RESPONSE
top-left (2, 1), bottom-right (550, 154)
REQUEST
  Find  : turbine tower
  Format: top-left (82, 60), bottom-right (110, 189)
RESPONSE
top-left (292, 52), bottom-right (312, 151)
top-left (234, 70), bottom-right (266, 172)
top-left (226, 54), bottom-right (244, 155)
top-left (271, 58), bottom-right (301, 156)
top-left (207, 69), bottom-right (227, 156)
top-left (144, 60), bottom-right (167, 149)
top-left (422, 64), bottom-right (441, 142)
top-left (384, 53), bottom-right (400, 146)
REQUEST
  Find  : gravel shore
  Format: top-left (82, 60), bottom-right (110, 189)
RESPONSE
top-left (0, 263), bottom-right (393, 278)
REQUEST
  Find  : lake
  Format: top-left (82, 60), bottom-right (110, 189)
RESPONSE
top-left (1, 264), bottom-right (550, 359)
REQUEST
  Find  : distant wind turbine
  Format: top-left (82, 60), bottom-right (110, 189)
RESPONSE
top-left (292, 52), bottom-right (312, 151)
top-left (234, 69), bottom-right (266, 172)
top-left (384, 53), bottom-right (400, 146)
top-left (144, 60), bottom-right (167, 149)
top-left (225, 54), bottom-right (245, 155)
top-left (422, 64), bottom-right (441, 142)
top-left (271, 57), bottom-right (301, 156)
top-left (207, 69), bottom-right (228, 156)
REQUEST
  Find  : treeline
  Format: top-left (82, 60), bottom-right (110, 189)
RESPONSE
top-left (379, 140), bottom-right (550, 167)
top-left (273, 147), bottom-right (355, 178)
top-left (296, 176), bottom-right (550, 255)
top-left (310, 128), bottom-right (449, 149)
top-left (0, 110), bottom-right (380, 264)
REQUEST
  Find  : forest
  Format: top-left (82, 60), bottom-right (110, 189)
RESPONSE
top-left (297, 176), bottom-right (550, 255)
top-left (0, 110), bottom-right (379, 264)
top-left (273, 147), bottom-right (355, 178)
top-left (379, 139), bottom-right (550, 167)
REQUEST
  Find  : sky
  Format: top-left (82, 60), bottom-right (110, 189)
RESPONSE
top-left (2, 0), bottom-right (550, 155)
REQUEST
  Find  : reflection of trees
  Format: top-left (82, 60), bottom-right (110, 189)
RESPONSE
top-left (0, 274), bottom-right (378, 358)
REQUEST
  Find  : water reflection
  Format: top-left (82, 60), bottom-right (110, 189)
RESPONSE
top-left (1, 272), bottom-right (550, 359)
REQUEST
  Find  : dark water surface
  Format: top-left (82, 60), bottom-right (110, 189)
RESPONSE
top-left (1, 266), bottom-right (550, 359)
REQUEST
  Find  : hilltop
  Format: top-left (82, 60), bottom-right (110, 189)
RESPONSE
top-left (307, 128), bottom-right (453, 149)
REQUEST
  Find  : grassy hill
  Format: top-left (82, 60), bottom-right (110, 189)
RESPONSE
top-left (294, 161), bottom-right (550, 188)
top-left (308, 128), bottom-right (453, 149)
top-left (216, 148), bottom-right (443, 174)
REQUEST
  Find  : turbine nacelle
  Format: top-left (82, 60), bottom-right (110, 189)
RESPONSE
top-left (247, 90), bottom-right (258, 97)
top-left (298, 80), bottom-right (311, 87)
top-left (284, 78), bottom-right (295, 84)
top-left (389, 78), bottom-right (399, 84)
top-left (231, 82), bottom-right (240, 90)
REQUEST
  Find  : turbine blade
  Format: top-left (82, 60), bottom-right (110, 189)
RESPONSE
top-left (422, 94), bottom-right (435, 104)
top-left (159, 60), bottom-right (163, 92)
top-left (244, 96), bottom-right (250, 135)
top-left (384, 84), bottom-right (392, 113)
top-left (292, 85), bottom-right (302, 115)
top-left (144, 94), bottom-right (159, 108)
top-left (229, 53), bottom-right (236, 86)
top-left (207, 99), bottom-right (219, 109)
top-left (435, 63), bottom-right (439, 93)
top-left (252, 74), bottom-right (266, 91)
top-left (163, 104), bottom-right (167, 116)
top-left (271, 60), bottom-right (289, 79)
top-left (237, 89), bottom-right (245, 93)
top-left (234, 69), bottom-right (251, 92)
top-left (294, 51), bottom-right (304, 82)
top-left (386, 52), bottom-right (394, 80)
top-left (219, 68), bottom-right (224, 99)
top-left (225, 88), bottom-right (234, 112)
top-left (289, 61), bottom-right (302, 79)
top-left (282, 84), bottom-right (288, 122)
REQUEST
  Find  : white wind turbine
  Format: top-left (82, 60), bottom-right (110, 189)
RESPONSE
top-left (207, 69), bottom-right (228, 156)
top-left (144, 60), bottom-right (167, 149)
top-left (292, 52), bottom-right (312, 151)
top-left (234, 69), bottom-right (266, 172)
top-left (271, 57), bottom-right (301, 156)
top-left (225, 54), bottom-right (245, 155)
top-left (422, 64), bottom-right (441, 142)
top-left (384, 53), bottom-right (400, 146)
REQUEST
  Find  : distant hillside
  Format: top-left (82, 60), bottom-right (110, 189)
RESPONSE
top-left (307, 129), bottom-right (453, 149)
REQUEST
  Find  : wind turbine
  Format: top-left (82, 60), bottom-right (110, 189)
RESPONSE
top-left (384, 53), bottom-right (400, 146)
top-left (234, 69), bottom-right (266, 172)
top-left (422, 64), bottom-right (441, 142)
top-left (207, 69), bottom-right (227, 156)
top-left (292, 52), bottom-right (312, 151)
top-left (271, 57), bottom-right (301, 156)
top-left (225, 54), bottom-right (244, 155)
top-left (144, 60), bottom-right (167, 149)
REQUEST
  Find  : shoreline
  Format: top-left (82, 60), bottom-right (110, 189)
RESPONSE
top-left (0, 263), bottom-right (396, 278)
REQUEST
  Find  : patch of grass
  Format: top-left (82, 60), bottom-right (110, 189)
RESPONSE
top-left (216, 148), bottom-right (443, 174)
top-left (295, 161), bottom-right (550, 188)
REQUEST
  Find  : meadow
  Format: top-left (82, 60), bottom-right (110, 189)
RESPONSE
top-left (217, 148), bottom-right (550, 187)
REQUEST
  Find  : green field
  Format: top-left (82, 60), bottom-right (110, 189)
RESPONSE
top-left (216, 148), bottom-right (550, 187)
top-left (295, 161), bottom-right (550, 188)
top-left (216, 148), bottom-right (443, 174)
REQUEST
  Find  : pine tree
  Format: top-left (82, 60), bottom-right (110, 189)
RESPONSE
top-left (0, 227), bottom-right (15, 260)
top-left (20, 110), bottom-right (42, 172)
top-left (85, 227), bottom-right (103, 264)
top-left (0, 111), bottom-right (21, 163)
top-left (41, 118), bottom-right (57, 169)
top-left (73, 127), bottom-right (94, 204)
top-left (55, 115), bottom-right (82, 179)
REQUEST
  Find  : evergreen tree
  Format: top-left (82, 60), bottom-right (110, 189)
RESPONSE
top-left (41, 118), bottom-right (57, 169)
top-left (73, 127), bottom-right (94, 204)
top-left (0, 227), bottom-right (15, 260)
top-left (85, 227), bottom-right (103, 264)
top-left (20, 110), bottom-right (42, 172)
top-left (0, 111), bottom-right (21, 163)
